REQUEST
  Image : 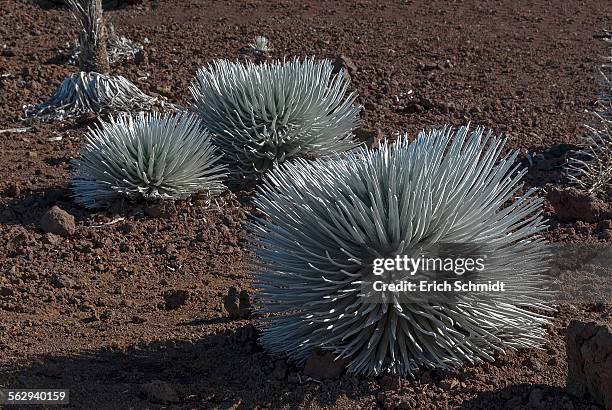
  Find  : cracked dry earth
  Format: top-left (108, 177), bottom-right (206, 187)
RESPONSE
top-left (0, 0), bottom-right (611, 408)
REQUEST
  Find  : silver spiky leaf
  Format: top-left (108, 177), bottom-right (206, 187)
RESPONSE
top-left (190, 58), bottom-right (360, 182)
top-left (252, 125), bottom-right (553, 377)
top-left (23, 72), bottom-right (163, 121)
top-left (72, 112), bottom-right (227, 209)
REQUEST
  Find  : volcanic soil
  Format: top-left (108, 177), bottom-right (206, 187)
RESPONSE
top-left (0, 0), bottom-right (611, 408)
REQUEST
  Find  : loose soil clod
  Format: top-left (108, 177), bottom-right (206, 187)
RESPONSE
top-left (40, 205), bottom-right (76, 237)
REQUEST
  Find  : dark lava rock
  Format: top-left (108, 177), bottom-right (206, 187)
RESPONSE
top-left (163, 289), bottom-right (190, 310)
top-left (404, 100), bottom-right (426, 114)
top-left (40, 206), bottom-right (75, 237)
top-left (379, 375), bottom-right (401, 391)
top-left (1, 48), bottom-right (15, 57)
top-left (42, 232), bottom-right (62, 245)
top-left (0, 286), bottom-right (14, 297)
top-left (270, 359), bottom-right (288, 381)
top-left (440, 377), bottom-right (459, 391)
top-left (599, 229), bottom-right (612, 240)
top-left (303, 348), bottom-right (349, 380)
top-left (140, 380), bottom-right (179, 404)
top-left (4, 182), bottom-right (20, 197)
top-left (332, 54), bottom-right (357, 80)
top-left (526, 357), bottom-right (542, 372)
top-left (566, 320), bottom-right (612, 409)
top-left (38, 362), bottom-right (62, 378)
top-left (134, 49), bottom-right (148, 65)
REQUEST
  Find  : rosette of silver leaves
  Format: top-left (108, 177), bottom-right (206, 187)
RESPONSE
top-left (252, 125), bottom-right (554, 376)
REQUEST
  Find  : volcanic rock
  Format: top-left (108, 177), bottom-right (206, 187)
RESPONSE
top-left (355, 127), bottom-right (383, 149)
top-left (566, 320), bottom-right (612, 408)
top-left (332, 54), bottom-right (357, 80)
top-left (223, 287), bottom-right (251, 319)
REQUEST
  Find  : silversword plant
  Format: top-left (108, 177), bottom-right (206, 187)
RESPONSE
top-left (566, 30), bottom-right (612, 194)
top-left (24, 0), bottom-right (163, 121)
top-left (250, 36), bottom-right (272, 54)
top-left (72, 113), bottom-right (227, 209)
top-left (24, 72), bottom-right (159, 121)
top-left (252, 126), bottom-right (552, 376)
top-left (567, 115), bottom-right (612, 194)
top-left (190, 58), bottom-right (360, 182)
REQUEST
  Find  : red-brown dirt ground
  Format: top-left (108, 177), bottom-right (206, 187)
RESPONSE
top-left (0, 0), bottom-right (611, 408)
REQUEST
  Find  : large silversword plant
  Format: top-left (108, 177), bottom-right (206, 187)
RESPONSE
top-left (72, 113), bottom-right (227, 209)
top-left (190, 58), bottom-right (360, 182)
top-left (251, 126), bottom-right (554, 376)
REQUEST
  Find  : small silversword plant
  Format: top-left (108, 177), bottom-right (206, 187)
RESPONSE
top-left (72, 113), bottom-right (227, 208)
top-left (190, 58), bottom-right (360, 182)
top-left (250, 36), bottom-right (272, 54)
top-left (566, 30), bottom-right (612, 194)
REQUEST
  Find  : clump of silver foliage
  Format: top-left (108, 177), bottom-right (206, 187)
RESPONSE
top-left (72, 113), bottom-right (227, 209)
top-left (252, 125), bottom-right (553, 376)
top-left (250, 36), bottom-right (272, 54)
top-left (190, 58), bottom-right (360, 182)
top-left (23, 72), bottom-right (160, 121)
top-left (567, 30), bottom-right (612, 194)
top-left (66, 23), bottom-right (143, 66)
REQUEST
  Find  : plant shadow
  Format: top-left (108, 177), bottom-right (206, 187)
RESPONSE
top-left (0, 324), bottom-right (354, 409)
top-left (0, 185), bottom-right (85, 226)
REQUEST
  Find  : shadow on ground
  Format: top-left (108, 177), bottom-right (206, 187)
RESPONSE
top-left (457, 383), bottom-right (601, 410)
top-left (0, 325), bottom-right (348, 409)
top-left (1, 324), bottom-right (606, 409)
top-left (0, 186), bottom-right (78, 226)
